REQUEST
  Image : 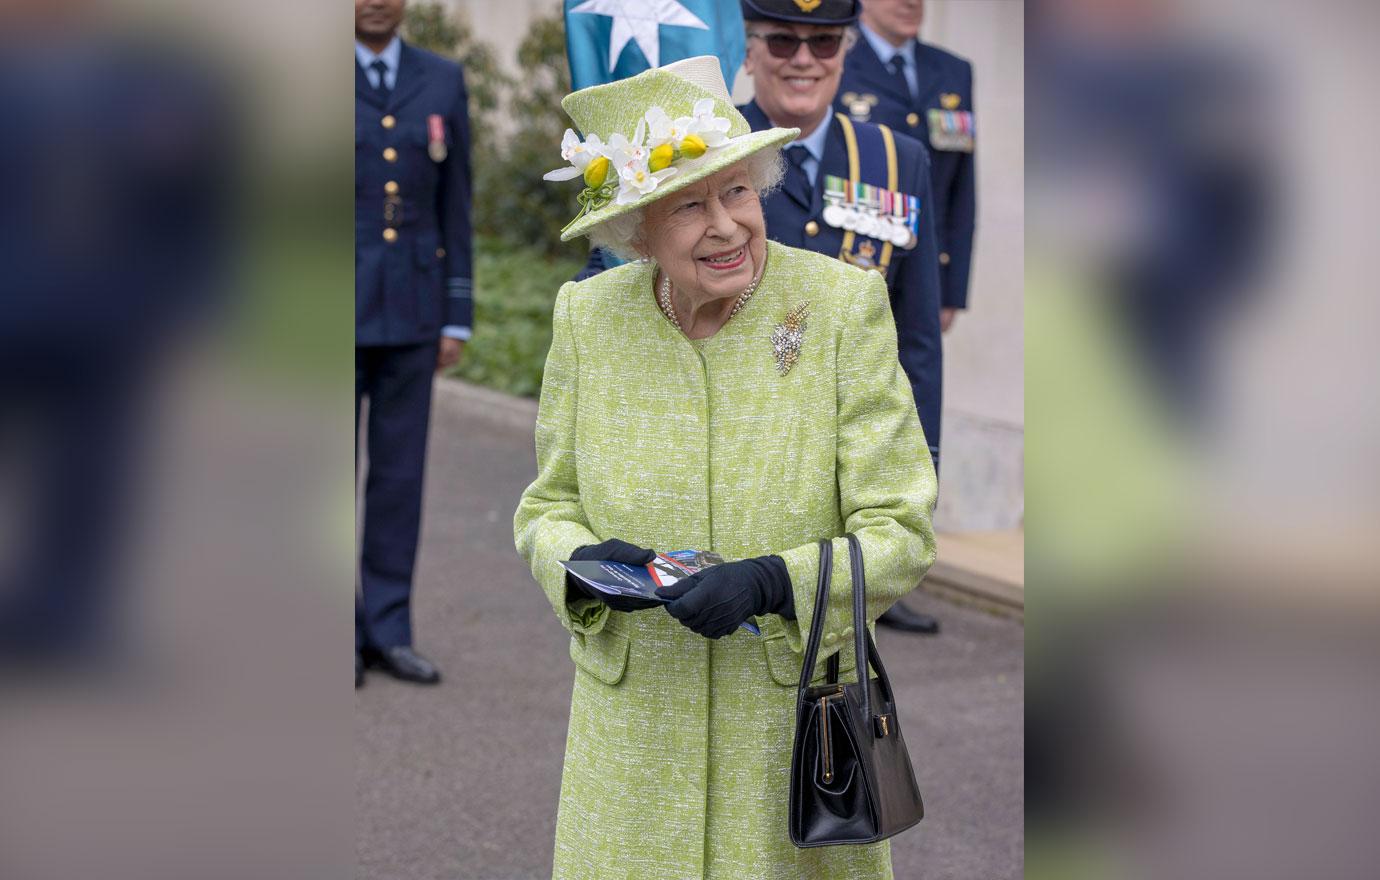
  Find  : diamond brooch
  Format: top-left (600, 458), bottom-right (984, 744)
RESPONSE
top-left (771, 302), bottom-right (810, 376)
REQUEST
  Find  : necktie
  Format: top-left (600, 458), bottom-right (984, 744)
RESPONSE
top-left (784, 145), bottom-right (812, 207)
top-left (370, 59), bottom-right (391, 98)
top-left (886, 54), bottom-right (913, 102)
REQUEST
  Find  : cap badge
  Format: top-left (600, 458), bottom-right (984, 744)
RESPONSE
top-left (793, 0), bottom-right (823, 12)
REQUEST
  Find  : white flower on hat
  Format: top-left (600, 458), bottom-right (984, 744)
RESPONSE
top-left (689, 98), bottom-right (731, 147)
top-left (606, 117), bottom-right (651, 170)
top-left (543, 129), bottom-right (607, 181)
top-left (645, 105), bottom-right (696, 150)
top-left (615, 160), bottom-right (677, 205)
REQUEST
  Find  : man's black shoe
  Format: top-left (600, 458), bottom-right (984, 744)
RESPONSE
top-left (355, 653), bottom-right (365, 688)
top-left (363, 646), bottom-right (441, 684)
top-left (877, 601), bottom-right (940, 635)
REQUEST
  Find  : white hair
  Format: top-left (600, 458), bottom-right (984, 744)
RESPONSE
top-left (588, 149), bottom-right (786, 261)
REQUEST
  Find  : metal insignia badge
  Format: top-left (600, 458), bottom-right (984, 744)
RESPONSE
top-left (793, 0), bottom-right (823, 12)
top-left (427, 114), bottom-right (447, 162)
top-left (771, 302), bottom-right (810, 376)
top-left (941, 92), bottom-right (962, 110)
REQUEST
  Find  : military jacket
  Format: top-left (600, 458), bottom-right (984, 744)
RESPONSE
top-left (839, 39), bottom-right (975, 310)
top-left (356, 42), bottom-right (473, 346)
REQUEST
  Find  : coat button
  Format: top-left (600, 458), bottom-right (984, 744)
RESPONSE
top-left (824, 633), bottom-right (839, 646)
top-left (804, 220), bottom-right (819, 237)
top-left (939, 251), bottom-right (951, 265)
top-left (906, 112), bottom-right (920, 127)
top-left (384, 180), bottom-right (399, 195)
top-left (436, 247), bottom-right (446, 258)
top-left (381, 114), bottom-right (396, 129)
top-left (382, 228), bottom-right (398, 243)
top-left (383, 147), bottom-right (398, 162)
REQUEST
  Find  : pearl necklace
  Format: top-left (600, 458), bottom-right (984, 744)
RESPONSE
top-left (656, 253), bottom-right (765, 335)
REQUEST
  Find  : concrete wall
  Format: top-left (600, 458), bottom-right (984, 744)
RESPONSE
top-left (921, 0), bottom-right (1025, 531)
top-left (446, 0), bottom-right (1025, 530)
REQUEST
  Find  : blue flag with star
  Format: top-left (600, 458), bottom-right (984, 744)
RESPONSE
top-left (564, 0), bottom-right (745, 93)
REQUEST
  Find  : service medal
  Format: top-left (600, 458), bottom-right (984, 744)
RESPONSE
top-left (822, 203), bottom-right (846, 228)
top-left (427, 114), bottom-right (448, 162)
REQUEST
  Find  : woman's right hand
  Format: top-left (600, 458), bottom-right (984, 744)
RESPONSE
top-left (566, 539), bottom-right (663, 612)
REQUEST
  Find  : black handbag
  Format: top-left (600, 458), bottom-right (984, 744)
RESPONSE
top-left (788, 534), bottom-right (925, 847)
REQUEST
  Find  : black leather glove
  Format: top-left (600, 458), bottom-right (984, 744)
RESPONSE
top-left (566, 539), bottom-right (663, 612)
top-left (658, 555), bottom-right (795, 639)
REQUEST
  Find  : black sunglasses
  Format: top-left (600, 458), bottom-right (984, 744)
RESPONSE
top-left (748, 32), bottom-right (845, 60)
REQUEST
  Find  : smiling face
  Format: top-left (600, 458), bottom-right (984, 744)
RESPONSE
top-left (743, 22), bottom-right (849, 134)
top-left (355, 0), bottom-right (405, 44)
top-left (860, 0), bottom-right (925, 47)
top-left (639, 163), bottom-right (767, 307)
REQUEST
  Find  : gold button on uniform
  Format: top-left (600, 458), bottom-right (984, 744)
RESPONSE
top-left (382, 228), bottom-right (398, 243)
top-left (906, 112), bottom-right (920, 127)
top-left (383, 147), bottom-right (398, 162)
top-left (435, 247), bottom-right (446, 258)
top-left (384, 180), bottom-right (399, 195)
top-left (804, 220), bottom-right (819, 237)
top-left (381, 114), bottom-right (396, 129)
top-left (939, 252), bottom-right (951, 266)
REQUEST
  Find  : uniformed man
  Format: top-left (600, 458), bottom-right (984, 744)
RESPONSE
top-left (355, 0), bottom-right (473, 686)
top-left (739, 0), bottom-right (942, 634)
top-left (840, 0), bottom-right (975, 332)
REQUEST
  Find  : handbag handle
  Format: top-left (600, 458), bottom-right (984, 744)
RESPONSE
top-left (796, 536), bottom-right (899, 728)
top-left (796, 539), bottom-right (834, 697)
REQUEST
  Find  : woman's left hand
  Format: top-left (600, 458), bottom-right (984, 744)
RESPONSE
top-left (658, 556), bottom-right (794, 639)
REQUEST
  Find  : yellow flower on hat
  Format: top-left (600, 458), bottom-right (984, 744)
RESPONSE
top-left (583, 155), bottom-right (611, 188)
top-left (648, 143), bottom-right (675, 172)
top-left (678, 133), bottom-right (708, 159)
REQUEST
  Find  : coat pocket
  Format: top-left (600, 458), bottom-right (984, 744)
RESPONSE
top-left (762, 631), bottom-right (857, 688)
top-left (569, 628), bottom-right (630, 686)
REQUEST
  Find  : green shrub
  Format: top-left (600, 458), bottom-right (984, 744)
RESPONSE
top-left (403, 4), bottom-right (591, 396)
top-left (449, 236), bottom-right (583, 398)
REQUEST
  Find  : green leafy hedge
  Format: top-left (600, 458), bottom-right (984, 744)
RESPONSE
top-left (448, 236), bottom-right (583, 398)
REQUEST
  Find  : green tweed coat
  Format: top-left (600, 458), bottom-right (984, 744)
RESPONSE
top-left (514, 241), bottom-right (938, 880)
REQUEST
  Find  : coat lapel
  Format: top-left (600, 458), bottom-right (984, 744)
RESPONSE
top-left (818, 115), bottom-right (848, 216)
top-left (388, 42), bottom-right (427, 113)
top-left (742, 100), bottom-right (810, 212)
top-left (356, 58), bottom-right (384, 110)
top-left (846, 38), bottom-right (912, 108)
top-left (913, 43), bottom-right (945, 109)
top-left (739, 99), bottom-right (772, 133)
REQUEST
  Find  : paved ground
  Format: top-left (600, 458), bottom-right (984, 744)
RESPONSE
top-left (356, 382), bottom-right (1024, 880)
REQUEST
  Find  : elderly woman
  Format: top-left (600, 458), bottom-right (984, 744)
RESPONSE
top-left (513, 57), bottom-right (937, 880)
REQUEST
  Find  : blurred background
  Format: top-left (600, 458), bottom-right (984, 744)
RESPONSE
top-left (0, 0), bottom-right (353, 878)
top-left (4, 0), bottom-right (1379, 878)
top-left (1025, 1), bottom-right (1380, 879)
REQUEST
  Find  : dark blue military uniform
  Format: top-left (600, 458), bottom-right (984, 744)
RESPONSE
top-left (355, 41), bottom-right (472, 649)
top-left (839, 37), bottom-right (975, 312)
top-left (739, 100), bottom-right (943, 462)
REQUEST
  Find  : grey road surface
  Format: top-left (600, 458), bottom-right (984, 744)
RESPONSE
top-left (356, 382), bottom-right (1023, 880)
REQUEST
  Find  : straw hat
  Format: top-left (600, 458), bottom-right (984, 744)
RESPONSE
top-left (544, 55), bottom-right (799, 242)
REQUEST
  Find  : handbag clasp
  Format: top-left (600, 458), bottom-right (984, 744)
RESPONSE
top-left (875, 713), bottom-right (891, 738)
